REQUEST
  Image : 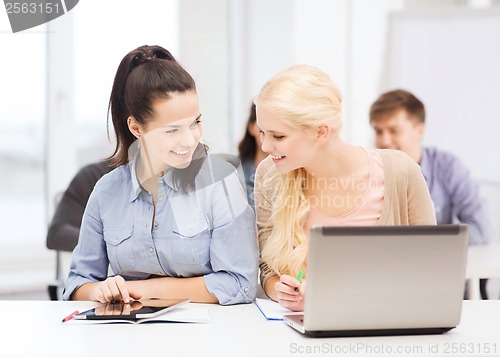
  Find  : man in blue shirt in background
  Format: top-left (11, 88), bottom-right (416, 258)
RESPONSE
top-left (369, 89), bottom-right (491, 297)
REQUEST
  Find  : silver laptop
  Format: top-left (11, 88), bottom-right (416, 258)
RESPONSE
top-left (284, 225), bottom-right (469, 337)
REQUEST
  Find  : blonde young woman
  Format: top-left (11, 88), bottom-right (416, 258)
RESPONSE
top-left (254, 65), bottom-right (436, 312)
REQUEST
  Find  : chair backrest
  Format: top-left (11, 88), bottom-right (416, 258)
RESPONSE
top-left (46, 161), bottom-right (112, 300)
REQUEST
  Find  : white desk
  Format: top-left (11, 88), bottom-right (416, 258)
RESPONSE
top-left (466, 243), bottom-right (500, 300)
top-left (1, 300), bottom-right (500, 357)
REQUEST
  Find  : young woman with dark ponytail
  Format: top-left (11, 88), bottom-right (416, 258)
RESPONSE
top-left (63, 45), bottom-right (258, 305)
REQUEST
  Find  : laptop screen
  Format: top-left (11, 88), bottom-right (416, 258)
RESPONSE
top-left (303, 225), bottom-right (469, 332)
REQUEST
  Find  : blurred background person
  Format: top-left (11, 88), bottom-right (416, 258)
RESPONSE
top-left (369, 89), bottom-right (492, 298)
top-left (238, 103), bottom-right (267, 209)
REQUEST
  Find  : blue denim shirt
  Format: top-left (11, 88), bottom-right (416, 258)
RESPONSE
top-left (420, 147), bottom-right (490, 245)
top-left (63, 154), bottom-right (259, 304)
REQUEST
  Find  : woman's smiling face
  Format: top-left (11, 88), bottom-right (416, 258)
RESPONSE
top-left (141, 91), bottom-right (202, 171)
top-left (256, 105), bottom-right (319, 174)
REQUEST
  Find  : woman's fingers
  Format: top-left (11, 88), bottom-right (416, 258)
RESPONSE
top-left (92, 287), bottom-right (107, 303)
top-left (113, 276), bottom-right (131, 303)
top-left (280, 274), bottom-right (301, 289)
top-left (99, 283), bottom-right (114, 302)
top-left (275, 282), bottom-right (300, 299)
top-left (275, 281), bottom-right (299, 294)
top-left (275, 274), bottom-right (307, 310)
top-left (298, 279), bottom-right (307, 295)
top-left (107, 281), bottom-right (121, 302)
top-left (91, 276), bottom-right (141, 304)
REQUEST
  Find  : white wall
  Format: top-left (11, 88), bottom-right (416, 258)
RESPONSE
top-left (233, 0), bottom-right (404, 147)
top-left (385, 8), bottom-right (500, 182)
top-left (179, 0), bottom-right (230, 153)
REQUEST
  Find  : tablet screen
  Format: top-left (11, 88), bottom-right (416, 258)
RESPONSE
top-left (74, 298), bottom-right (189, 320)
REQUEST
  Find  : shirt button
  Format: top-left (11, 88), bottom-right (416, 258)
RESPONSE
top-left (149, 247), bottom-right (154, 253)
top-left (114, 239), bottom-right (118, 244)
top-left (154, 222), bottom-right (159, 229)
top-left (244, 287), bottom-right (249, 292)
top-left (188, 228), bottom-right (193, 235)
top-left (159, 197), bottom-right (164, 201)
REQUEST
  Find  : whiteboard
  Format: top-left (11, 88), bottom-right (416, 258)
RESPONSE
top-left (384, 9), bottom-right (500, 182)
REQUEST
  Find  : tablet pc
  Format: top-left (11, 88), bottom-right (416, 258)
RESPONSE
top-left (73, 298), bottom-right (189, 321)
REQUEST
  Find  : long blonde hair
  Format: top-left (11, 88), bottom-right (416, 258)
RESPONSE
top-left (255, 65), bottom-right (343, 277)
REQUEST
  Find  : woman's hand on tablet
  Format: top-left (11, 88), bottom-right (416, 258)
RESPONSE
top-left (90, 275), bottom-right (142, 303)
top-left (275, 274), bottom-right (306, 312)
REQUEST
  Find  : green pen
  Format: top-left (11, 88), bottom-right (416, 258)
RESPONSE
top-left (294, 269), bottom-right (304, 292)
top-left (296, 269), bottom-right (304, 283)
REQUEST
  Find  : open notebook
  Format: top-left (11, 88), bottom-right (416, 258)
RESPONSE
top-left (254, 298), bottom-right (302, 321)
top-left (64, 305), bottom-right (211, 324)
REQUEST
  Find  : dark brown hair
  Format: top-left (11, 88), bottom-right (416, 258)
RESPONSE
top-left (237, 103), bottom-right (257, 163)
top-left (369, 89), bottom-right (425, 125)
top-left (107, 45), bottom-right (197, 167)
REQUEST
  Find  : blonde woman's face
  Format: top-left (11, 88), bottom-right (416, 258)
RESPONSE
top-left (256, 106), bottom-right (318, 174)
top-left (141, 92), bottom-right (202, 171)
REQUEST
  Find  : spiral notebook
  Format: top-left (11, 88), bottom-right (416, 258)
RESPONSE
top-left (63, 299), bottom-right (211, 324)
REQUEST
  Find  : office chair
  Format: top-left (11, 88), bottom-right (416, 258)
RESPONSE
top-left (46, 161), bottom-right (112, 300)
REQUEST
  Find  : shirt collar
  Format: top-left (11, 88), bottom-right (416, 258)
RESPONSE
top-left (161, 168), bottom-right (180, 192)
top-left (128, 153), bottom-right (180, 202)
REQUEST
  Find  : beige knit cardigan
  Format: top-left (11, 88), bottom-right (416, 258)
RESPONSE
top-left (255, 149), bottom-right (437, 288)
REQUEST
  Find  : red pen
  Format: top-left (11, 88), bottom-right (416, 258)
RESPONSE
top-left (62, 310), bottom-right (80, 323)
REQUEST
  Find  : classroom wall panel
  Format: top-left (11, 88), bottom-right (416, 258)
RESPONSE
top-left (384, 8), bottom-right (500, 182)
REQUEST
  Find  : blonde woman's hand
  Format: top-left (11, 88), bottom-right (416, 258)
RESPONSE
top-left (275, 274), bottom-right (306, 312)
top-left (90, 275), bottom-right (142, 303)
